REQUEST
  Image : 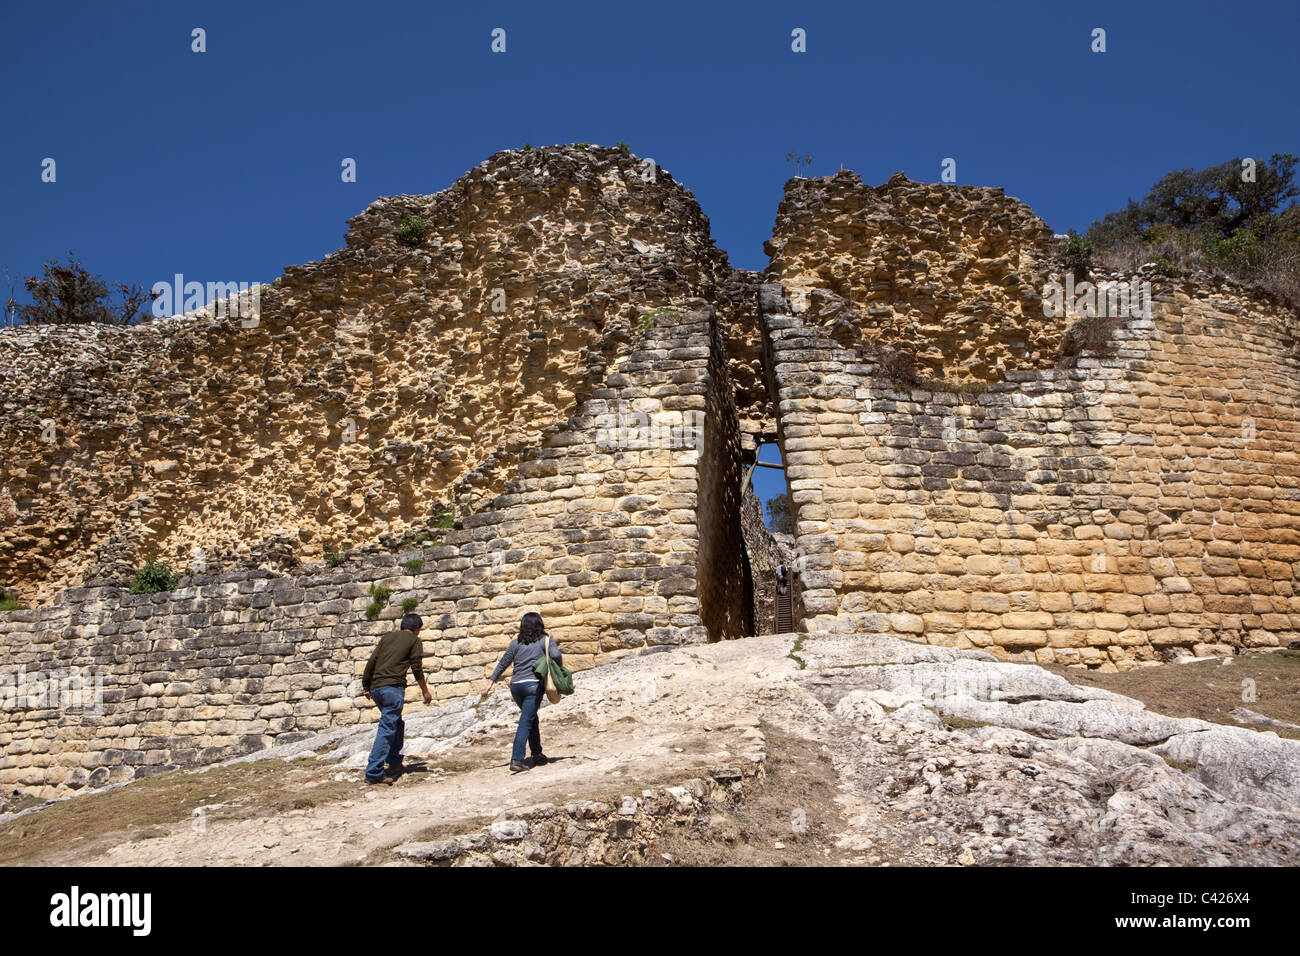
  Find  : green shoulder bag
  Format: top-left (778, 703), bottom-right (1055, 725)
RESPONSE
top-left (533, 635), bottom-right (575, 701)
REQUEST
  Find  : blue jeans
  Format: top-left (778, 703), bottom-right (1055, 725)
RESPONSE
top-left (365, 685), bottom-right (406, 781)
top-left (509, 681), bottom-right (545, 762)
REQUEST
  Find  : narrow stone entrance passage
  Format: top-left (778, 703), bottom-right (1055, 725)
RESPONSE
top-left (739, 437), bottom-right (798, 635)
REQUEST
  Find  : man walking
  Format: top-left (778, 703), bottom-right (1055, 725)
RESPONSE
top-left (361, 612), bottom-right (432, 785)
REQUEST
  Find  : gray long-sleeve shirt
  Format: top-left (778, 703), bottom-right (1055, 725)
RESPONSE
top-left (491, 636), bottom-right (562, 684)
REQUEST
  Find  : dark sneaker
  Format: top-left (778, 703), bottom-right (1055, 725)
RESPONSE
top-left (509, 760), bottom-right (529, 774)
top-left (531, 754), bottom-right (549, 766)
top-left (365, 775), bottom-right (396, 786)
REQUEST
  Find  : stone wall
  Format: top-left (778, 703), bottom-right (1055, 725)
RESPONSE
top-left (5, 152), bottom-right (1300, 798)
top-left (0, 145), bottom-right (751, 604)
top-left (765, 172), bottom-right (1059, 382)
top-left (761, 277), bottom-right (1300, 668)
top-left (693, 302), bottom-right (751, 641)
top-left (0, 301), bottom-right (741, 797)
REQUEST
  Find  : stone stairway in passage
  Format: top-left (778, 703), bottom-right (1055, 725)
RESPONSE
top-left (774, 586), bottom-right (793, 633)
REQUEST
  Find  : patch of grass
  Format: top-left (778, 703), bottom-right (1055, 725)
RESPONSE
top-left (1059, 314), bottom-right (1124, 359)
top-left (938, 713), bottom-right (992, 730)
top-left (401, 597), bottom-right (419, 613)
top-left (0, 758), bottom-right (358, 866)
top-left (402, 559), bottom-right (425, 574)
top-left (646, 723), bottom-right (849, 867)
top-left (409, 814), bottom-right (496, 845)
top-left (617, 141), bottom-right (630, 154)
top-left (433, 510), bottom-right (457, 530)
top-left (325, 549), bottom-right (348, 568)
top-left (1162, 756), bottom-right (1197, 773)
top-left (637, 306), bottom-right (682, 332)
top-left (1043, 649), bottom-right (1300, 741)
top-left (788, 634), bottom-right (807, 670)
top-left (0, 587), bottom-right (26, 612)
top-left (129, 560), bottom-right (178, 594)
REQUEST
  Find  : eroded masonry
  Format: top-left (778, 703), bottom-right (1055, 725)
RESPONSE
top-left (2, 146), bottom-right (1298, 795)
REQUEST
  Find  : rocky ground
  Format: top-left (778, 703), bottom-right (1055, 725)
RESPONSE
top-left (5, 633), bottom-right (1298, 866)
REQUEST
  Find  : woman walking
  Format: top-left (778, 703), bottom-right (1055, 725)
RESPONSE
top-left (482, 611), bottom-right (563, 773)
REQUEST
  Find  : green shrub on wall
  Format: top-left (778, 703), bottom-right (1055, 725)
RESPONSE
top-left (397, 215), bottom-right (426, 246)
top-left (365, 583), bottom-right (392, 620)
top-left (129, 561), bottom-right (179, 594)
top-left (1058, 230), bottom-right (1094, 279)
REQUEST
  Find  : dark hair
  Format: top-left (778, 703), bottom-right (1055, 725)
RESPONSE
top-left (401, 613), bottom-right (423, 632)
top-left (518, 612), bottom-right (545, 644)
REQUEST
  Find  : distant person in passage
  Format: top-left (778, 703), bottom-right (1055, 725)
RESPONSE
top-left (777, 562), bottom-right (789, 594)
top-left (361, 612), bottom-right (432, 785)
top-left (481, 611), bottom-right (563, 774)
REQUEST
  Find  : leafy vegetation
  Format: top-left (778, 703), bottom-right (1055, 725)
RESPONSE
top-left (325, 549), bottom-right (348, 568)
top-left (1086, 153), bottom-right (1299, 310)
top-left (396, 216), bottom-right (426, 247)
top-left (401, 558), bottom-right (425, 574)
top-left (401, 597), bottom-right (419, 613)
top-left (765, 492), bottom-right (793, 534)
top-left (5, 254), bottom-right (155, 328)
top-left (637, 306), bottom-right (682, 332)
top-left (129, 561), bottom-right (179, 594)
top-left (364, 582), bottom-right (393, 620)
top-left (1057, 230), bottom-right (1095, 279)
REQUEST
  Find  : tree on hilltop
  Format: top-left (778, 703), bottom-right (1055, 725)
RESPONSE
top-left (6, 253), bottom-right (154, 327)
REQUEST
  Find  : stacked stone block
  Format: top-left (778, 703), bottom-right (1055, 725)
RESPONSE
top-left (0, 302), bottom-right (741, 797)
top-left (760, 279), bottom-right (1300, 668)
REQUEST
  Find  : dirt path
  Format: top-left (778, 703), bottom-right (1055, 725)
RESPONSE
top-left (9, 633), bottom-right (1300, 867)
top-left (19, 638), bottom-right (794, 866)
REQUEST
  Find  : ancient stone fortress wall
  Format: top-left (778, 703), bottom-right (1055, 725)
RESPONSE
top-left (4, 155), bottom-right (1297, 797)
top-left (765, 171), bottom-right (1059, 381)
top-left (0, 145), bottom-right (746, 604)
top-left (762, 177), bottom-right (1300, 666)
top-left (0, 299), bottom-right (745, 797)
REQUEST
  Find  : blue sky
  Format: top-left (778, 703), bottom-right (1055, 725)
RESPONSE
top-left (3, 0), bottom-right (1296, 290)
top-left (3, 0), bottom-right (1296, 511)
